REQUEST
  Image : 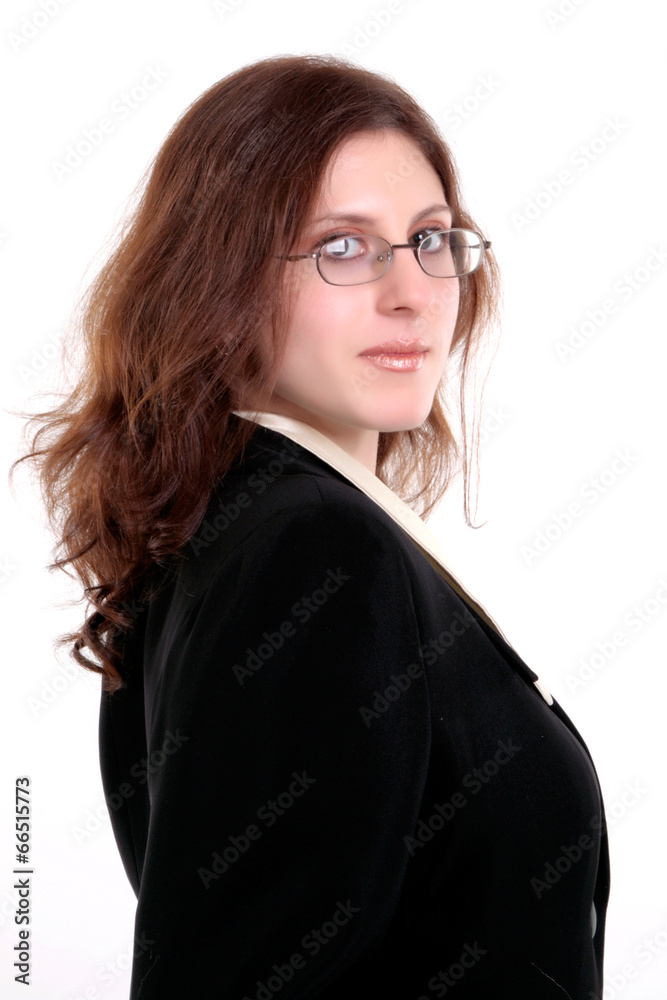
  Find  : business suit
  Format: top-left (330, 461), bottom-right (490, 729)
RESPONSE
top-left (99, 410), bottom-right (610, 999)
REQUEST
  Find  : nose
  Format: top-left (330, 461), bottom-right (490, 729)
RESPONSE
top-left (375, 244), bottom-right (441, 315)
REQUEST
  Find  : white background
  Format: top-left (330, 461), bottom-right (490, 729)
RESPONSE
top-left (1, 1), bottom-right (666, 997)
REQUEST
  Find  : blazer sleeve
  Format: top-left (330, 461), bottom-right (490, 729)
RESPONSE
top-left (129, 494), bottom-right (432, 999)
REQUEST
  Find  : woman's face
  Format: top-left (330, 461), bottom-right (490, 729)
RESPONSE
top-left (265, 130), bottom-right (460, 467)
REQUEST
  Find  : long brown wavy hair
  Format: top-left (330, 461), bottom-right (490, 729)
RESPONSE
top-left (9, 54), bottom-right (501, 694)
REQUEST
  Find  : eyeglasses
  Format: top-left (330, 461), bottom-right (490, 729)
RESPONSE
top-left (278, 228), bottom-right (491, 286)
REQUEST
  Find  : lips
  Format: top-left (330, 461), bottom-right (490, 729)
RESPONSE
top-left (362, 353), bottom-right (426, 371)
top-left (360, 338), bottom-right (428, 357)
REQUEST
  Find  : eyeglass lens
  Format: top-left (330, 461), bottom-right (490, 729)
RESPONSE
top-left (318, 229), bottom-right (483, 285)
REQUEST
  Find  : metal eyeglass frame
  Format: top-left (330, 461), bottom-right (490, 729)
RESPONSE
top-left (276, 228), bottom-right (492, 286)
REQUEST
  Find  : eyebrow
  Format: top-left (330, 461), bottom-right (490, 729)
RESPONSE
top-left (306, 202), bottom-right (453, 229)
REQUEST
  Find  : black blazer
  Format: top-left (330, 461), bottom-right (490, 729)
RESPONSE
top-left (99, 413), bottom-right (610, 999)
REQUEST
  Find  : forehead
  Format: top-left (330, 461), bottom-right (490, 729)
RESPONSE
top-left (313, 130), bottom-right (445, 213)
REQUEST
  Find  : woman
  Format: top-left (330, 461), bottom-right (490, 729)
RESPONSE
top-left (13, 55), bottom-right (609, 997)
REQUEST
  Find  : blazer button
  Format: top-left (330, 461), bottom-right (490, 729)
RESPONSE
top-left (591, 901), bottom-right (597, 937)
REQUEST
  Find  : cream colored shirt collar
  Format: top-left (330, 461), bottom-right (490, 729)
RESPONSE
top-left (232, 409), bottom-right (553, 706)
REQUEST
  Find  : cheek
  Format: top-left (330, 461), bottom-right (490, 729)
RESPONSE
top-left (447, 285), bottom-right (461, 340)
top-left (276, 294), bottom-right (347, 395)
top-left (439, 280), bottom-right (460, 317)
top-left (416, 282), bottom-right (460, 344)
top-left (285, 287), bottom-right (356, 362)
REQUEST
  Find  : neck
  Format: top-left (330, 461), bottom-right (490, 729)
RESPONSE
top-left (249, 397), bottom-right (380, 474)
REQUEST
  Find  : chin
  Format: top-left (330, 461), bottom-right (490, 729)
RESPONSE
top-left (370, 400), bottom-right (434, 433)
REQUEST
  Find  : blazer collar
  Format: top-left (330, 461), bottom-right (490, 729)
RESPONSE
top-left (232, 409), bottom-right (553, 706)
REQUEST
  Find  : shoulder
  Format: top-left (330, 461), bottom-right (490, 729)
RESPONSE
top-left (141, 471), bottom-right (428, 710)
top-left (204, 477), bottom-right (417, 606)
top-left (182, 461), bottom-right (414, 597)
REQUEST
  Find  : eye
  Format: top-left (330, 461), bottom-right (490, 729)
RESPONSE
top-left (319, 234), bottom-right (370, 259)
top-left (410, 227), bottom-right (450, 252)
